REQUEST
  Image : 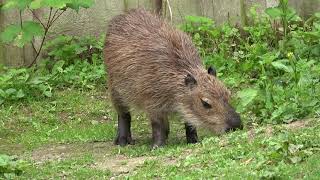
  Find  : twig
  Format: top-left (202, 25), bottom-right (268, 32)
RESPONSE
top-left (31, 42), bottom-right (38, 54)
top-left (28, 8), bottom-right (53, 67)
top-left (29, 8), bottom-right (46, 28)
top-left (47, 7), bottom-right (53, 27)
top-left (19, 10), bottom-right (23, 28)
top-left (50, 10), bottom-right (65, 26)
top-left (49, 9), bottom-right (60, 26)
top-left (28, 29), bottom-right (48, 67)
top-left (28, 7), bottom-right (66, 67)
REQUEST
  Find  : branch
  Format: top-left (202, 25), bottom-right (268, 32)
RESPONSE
top-left (31, 42), bottom-right (38, 54)
top-left (29, 8), bottom-right (46, 28)
top-left (50, 9), bottom-right (59, 25)
top-left (28, 29), bottom-right (48, 68)
top-left (46, 7), bottom-right (53, 29)
top-left (19, 10), bottom-right (23, 28)
top-left (28, 8), bottom-right (67, 67)
top-left (49, 10), bottom-right (65, 27)
top-left (28, 8), bottom-right (52, 67)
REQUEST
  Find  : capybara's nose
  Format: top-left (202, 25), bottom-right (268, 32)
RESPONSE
top-left (225, 112), bottom-right (242, 132)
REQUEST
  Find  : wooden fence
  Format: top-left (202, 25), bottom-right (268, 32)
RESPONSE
top-left (0, 0), bottom-right (319, 67)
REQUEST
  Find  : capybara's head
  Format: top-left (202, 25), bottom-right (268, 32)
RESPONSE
top-left (180, 67), bottom-right (242, 134)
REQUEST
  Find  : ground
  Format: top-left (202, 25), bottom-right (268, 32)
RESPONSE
top-left (0, 88), bottom-right (319, 179)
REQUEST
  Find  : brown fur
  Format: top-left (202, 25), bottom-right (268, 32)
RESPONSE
top-left (104, 9), bottom-right (241, 146)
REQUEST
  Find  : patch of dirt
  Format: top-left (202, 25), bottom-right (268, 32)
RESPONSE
top-left (0, 143), bottom-right (25, 155)
top-left (283, 120), bottom-right (310, 130)
top-left (92, 155), bottom-right (154, 175)
top-left (31, 142), bottom-right (112, 164)
top-left (30, 141), bottom-right (181, 177)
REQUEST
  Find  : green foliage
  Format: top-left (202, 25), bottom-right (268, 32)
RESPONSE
top-left (0, 35), bottom-right (106, 104)
top-left (0, 0), bottom-right (94, 66)
top-left (180, 16), bottom-right (240, 58)
top-left (181, 2), bottom-right (320, 124)
top-left (1, 21), bottom-right (44, 47)
top-left (43, 35), bottom-right (105, 66)
top-left (0, 154), bottom-right (27, 179)
top-left (2, 0), bottom-right (93, 11)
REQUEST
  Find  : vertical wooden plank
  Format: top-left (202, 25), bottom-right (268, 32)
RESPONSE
top-left (0, 0), bottom-right (35, 67)
top-left (0, 0), bottom-right (6, 66)
top-left (266, 0), bottom-right (278, 8)
top-left (0, 9), bottom-right (24, 67)
top-left (200, 0), bottom-right (214, 18)
top-left (290, 0), bottom-right (320, 19)
top-left (154, 0), bottom-right (163, 15)
top-left (240, 0), bottom-right (248, 26)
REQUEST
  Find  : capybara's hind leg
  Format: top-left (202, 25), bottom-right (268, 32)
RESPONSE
top-left (111, 90), bottom-right (134, 146)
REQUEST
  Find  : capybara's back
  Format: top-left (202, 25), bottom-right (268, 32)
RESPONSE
top-left (104, 9), bottom-right (242, 148)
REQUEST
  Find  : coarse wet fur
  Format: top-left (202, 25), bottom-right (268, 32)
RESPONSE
top-left (104, 9), bottom-right (242, 148)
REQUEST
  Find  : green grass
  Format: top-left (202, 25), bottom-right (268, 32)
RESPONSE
top-left (0, 88), bottom-right (319, 179)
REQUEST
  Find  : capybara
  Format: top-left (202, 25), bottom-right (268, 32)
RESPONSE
top-left (104, 9), bottom-right (242, 148)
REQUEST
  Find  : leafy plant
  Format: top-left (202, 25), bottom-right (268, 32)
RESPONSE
top-left (265, 0), bottom-right (301, 37)
top-left (181, 1), bottom-right (320, 124)
top-left (0, 154), bottom-right (28, 179)
top-left (0, 35), bottom-right (106, 104)
top-left (43, 35), bottom-right (105, 66)
top-left (0, 0), bottom-right (94, 67)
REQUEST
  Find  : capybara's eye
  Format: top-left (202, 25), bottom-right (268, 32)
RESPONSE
top-left (201, 99), bottom-right (212, 109)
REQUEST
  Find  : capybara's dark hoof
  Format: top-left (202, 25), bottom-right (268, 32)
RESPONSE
top-left (114, 136), bottom-right (135, 146)
top-left (186, 136), bottom-right (198, 144)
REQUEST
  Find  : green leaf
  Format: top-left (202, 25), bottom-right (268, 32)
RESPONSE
top-left (52, 60), bottom-right (65, 74)
top-left (237, 88), bottom-right (258, 110)
top-left (29, 77), bottom-right (44, 85)
top-left (2, 0), bottom-right (32, 10)
top-left (289, 156), bottom-right (302, 164)
top-left (43, 90), bottom-right (52, 97)
top-left (0, 89), bottom-right (5, 97)
top-left (259, 52), bottom-right (279, 65)
top-left (271, 60), bottom-right (293, 73)
top-left (41, 0), bottom-right (67, 9)
top-left (30, 0), bottom-right (78, 9)
top-left (16, 89), bottom-right (25, 98)
top-left (29, 0), bottom-right (42, 9)
top-left (66, 0), bottom-right (93, 12)
top-left (5, 88), bottom-right (17, 95)
top-left (265, 7), bottom-right (283, 19)
top-left (0, 24), bottom-right (21, 43)
top-left (0, 21), bottom-right (44, 47)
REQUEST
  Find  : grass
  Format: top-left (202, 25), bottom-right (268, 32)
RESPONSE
top-left (0, 88), bottom-right (319, 179)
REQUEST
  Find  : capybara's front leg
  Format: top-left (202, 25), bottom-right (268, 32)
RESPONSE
top-left (114, 112), bottom-right (134, 146)
top-left (151, 115), bottom-right (168, 149)
top-left (185, 122), bottom-right (198, 144)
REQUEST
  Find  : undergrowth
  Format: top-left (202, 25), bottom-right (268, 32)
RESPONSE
top-left (0, 35), bottom-right (106, 104)
top-left (180, 2), bottom-right (320, 124)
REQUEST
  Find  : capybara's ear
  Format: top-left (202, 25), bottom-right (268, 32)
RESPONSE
top-left (208, 66), bottom-right (216, 77)
top-left (185, 73), bottom-right (197, 89)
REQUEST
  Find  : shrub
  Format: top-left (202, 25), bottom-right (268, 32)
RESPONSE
top-left (180, 2), bottom-right (320, 124)
top-left (0, 35), bottom-right (106, 104)
top-left (0, 154), bottom-right (28, 179)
